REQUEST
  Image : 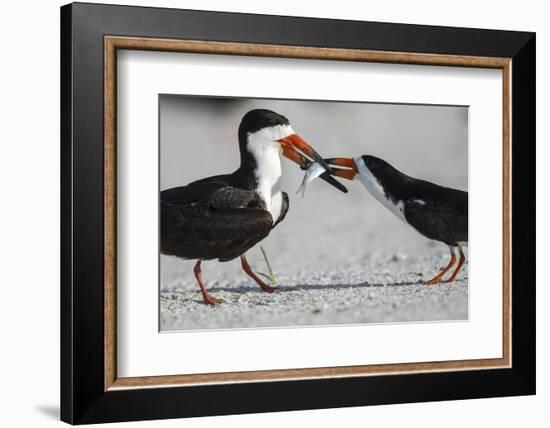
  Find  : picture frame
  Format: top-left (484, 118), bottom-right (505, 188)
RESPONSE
top-left (60, 2), bottom-right (535, 424)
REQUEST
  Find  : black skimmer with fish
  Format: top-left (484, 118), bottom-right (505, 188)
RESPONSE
top-left (325, 155), bottom-right (468, 285)
top-left (161, 109), bottom-right (347, 305)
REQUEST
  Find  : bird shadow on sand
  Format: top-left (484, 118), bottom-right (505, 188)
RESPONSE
top-left (165, 277), bottom-right (465, 306)
top-left (202, 279), bottom-right (423, 296)
top-left (280, 280), bottom-right (424, 292)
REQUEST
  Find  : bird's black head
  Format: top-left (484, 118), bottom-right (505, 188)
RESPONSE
top-left (235, 109), bottom-right (343, 192)
top-left (360, 155), bottom-right (400, 182)
top-left (358, 155), bottom-right (416, 204)
top-left (238, 109), bottom-right (290, 139)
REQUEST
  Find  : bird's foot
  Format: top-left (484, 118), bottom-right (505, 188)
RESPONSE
top-left (202, 293), bottom-right (222, 305)
top-left (424, 248), bottom-right (458, 286)
top-left (258, 283), bottom-right (276, 293)
top-left (424, 272), bottom-right (446, 285)
top-left (241, 255), bottom-right (277, 293)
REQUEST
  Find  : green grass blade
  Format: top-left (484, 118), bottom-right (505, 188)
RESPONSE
top-left (260, 246), bottom-right (278, 285)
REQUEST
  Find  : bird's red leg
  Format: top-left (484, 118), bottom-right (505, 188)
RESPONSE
top-left (444, 246), bottom-right (466, 283)
top-left (424, 247), bottom-right (457, 285)
top-left (240, 255), bottom-right (276, 293)
top-left (193, 260), bottom-right (221, 305)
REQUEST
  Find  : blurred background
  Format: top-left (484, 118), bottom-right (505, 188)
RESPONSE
top-left (160, 95), bottom-right (468, 295)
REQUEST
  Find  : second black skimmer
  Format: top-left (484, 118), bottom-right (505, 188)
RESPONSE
top-left (325, 155), bottom-right (468, 285)
top-left (161, 109), bottom-right (346, 304)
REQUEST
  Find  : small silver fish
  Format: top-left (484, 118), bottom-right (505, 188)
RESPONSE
top-left (296, 162), bottom-right (325, 198)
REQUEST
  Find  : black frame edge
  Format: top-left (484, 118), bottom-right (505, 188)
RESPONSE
top-left (510, 33), bottom-right (536, 393)
top-left (60, 3), bottom-right (74, 425)
top-left (71, 1), bottom-right (533, 57)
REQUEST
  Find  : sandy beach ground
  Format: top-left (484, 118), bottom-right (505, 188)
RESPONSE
top-left (160, 97), bottom-right (468, 331)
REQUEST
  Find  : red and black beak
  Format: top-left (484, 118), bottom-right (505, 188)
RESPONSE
top-left (277, 133), bottom-right (332, 171)
top-left (323, 157), bottom-right (358, 181)
top-left (277, 134), bottom-right (348, 193)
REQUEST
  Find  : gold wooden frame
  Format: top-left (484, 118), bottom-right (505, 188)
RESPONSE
top-left (104, 36), bottom-right (512, 391)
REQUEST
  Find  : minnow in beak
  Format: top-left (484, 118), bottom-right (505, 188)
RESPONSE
top-left (324, 157), bottom-right (358, 181)
top-left (277, 134), bottom-right (331, 171)
top-left (277, 134), bottom-right (348, 193)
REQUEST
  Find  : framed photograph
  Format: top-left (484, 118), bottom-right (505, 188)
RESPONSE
top-left (61, 2), bottom-right (535, 424)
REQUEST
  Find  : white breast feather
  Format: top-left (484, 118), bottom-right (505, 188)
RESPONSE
top-left (246, 125), bottom-right (293, 223)
top-left (354, 156), bottom-right (407, 223)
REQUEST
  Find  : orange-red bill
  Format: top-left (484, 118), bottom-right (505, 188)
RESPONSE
top-left (278, 135), bottom-right (348, 193)
top-left (281, 143), bottom-right (309, 167)
top-left (277, 134), bottom-right (332, 172)
top-left (324, 157), bottom-right (358, 181)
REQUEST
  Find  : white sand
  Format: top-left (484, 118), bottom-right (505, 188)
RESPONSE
top-left (160, 186), bottom-right (468, 331)
top-left (161, 267), bottom-right (467, 331)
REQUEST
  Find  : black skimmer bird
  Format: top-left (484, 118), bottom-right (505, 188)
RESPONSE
top-left (161, 109), bottom-right (346, 304)
top-left (324, 155), bottom-right (468, 285)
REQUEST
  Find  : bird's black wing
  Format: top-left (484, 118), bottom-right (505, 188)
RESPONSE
top-left (161, 178), bottom-right (274, 261)
top-left (161, 175), bottom-right (234, 207)
top-left (404, 186), bottom-right (468, 245)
